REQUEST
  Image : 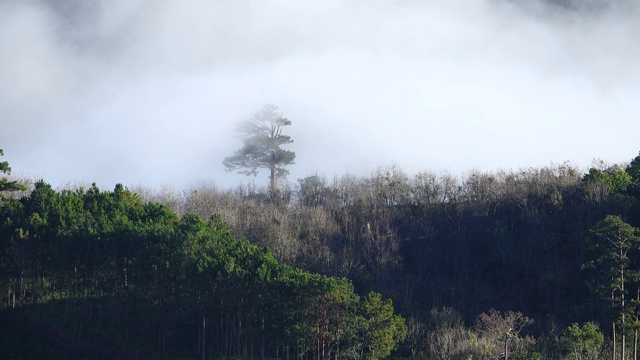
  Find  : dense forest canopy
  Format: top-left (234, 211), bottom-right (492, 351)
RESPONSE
top-left (0, 181), bottom-right (405, 359)
top-left (2, 150), bottom-right (640, 359)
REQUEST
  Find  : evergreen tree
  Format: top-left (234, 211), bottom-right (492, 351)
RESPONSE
top-left (0, 149), bottom-right (26, 195)
top-left (585, 215), bottom-right (640, 360)
top-left (223, 104), bottom-right (296, 192)
top-left (561, 322), bottom-right (604, 360)
top-left (358, 292), bottom-right (407, 360)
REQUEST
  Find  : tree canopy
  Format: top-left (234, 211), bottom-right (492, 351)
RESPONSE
top-left (4, 148), bottom-right (640, 359)
top-left (0, 148), bottom-right (26, 194)
top-left (223, 104), bottom-right (296, 191)
top-left (0, 181), bottom-right (405, 358)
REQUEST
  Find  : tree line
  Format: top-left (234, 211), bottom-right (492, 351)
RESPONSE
top-left (134, 151), bottom-right (640, 359)
top-left (0, 177), bottom-right (405, 359)
top-left (3, 142), bottom-right (640, 358)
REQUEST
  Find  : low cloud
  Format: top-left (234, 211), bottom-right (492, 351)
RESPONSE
top-left (1, 0), bottom-right (639, 189)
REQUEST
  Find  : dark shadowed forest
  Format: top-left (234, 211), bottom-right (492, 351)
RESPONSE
top-left (2, 149), bottom-right (640, 359)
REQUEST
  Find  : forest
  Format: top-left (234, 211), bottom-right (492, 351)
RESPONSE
top-left (1, 148), bottom-right (640, 359)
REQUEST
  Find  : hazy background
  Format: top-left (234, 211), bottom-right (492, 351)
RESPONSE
top-left (1, 0), bottom-right (639, 190)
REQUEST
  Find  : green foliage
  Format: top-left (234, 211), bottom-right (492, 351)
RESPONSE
top-left (587, 215), bottom-right (639, 266)
top-left (223, 104), bottom-right (296, 190)
top-left (585, 215), bottom-right (639, 296)
top-left (0, 182), bottom-right (405, 359)
top-left (359, 292), bottom-right (407, 360)
top-left (583, 165), bottom-right (632, 194)
top-left (627, 152), bottom-right (640, 184)
top-left (583, 215), bottom-right (639, 360)
top-left (4, 149), bottom-right (640, 359)
top-left (583, 166), bottom-right (632, 192)
top-left (626, 152), bottom-right (640, 211)
top-left (0, 149), bottom-right (26, 194)
top-left (560, 322), bottom-right (603, 360)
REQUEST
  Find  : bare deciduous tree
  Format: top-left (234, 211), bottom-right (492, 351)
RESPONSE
top-left (475, 309), bottom-right (534, 360)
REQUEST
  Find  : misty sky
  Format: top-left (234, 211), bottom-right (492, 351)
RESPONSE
top-left (1, 0), bottom-right (639, 191)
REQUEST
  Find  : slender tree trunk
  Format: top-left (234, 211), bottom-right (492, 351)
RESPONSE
top-left (197, 315), bottom-right (202, 357)
top-left (31, 268), bottom-right (36, 305)
top-left (219, 316), bottom-right (223, 357)
top-left (614, 280), bottom-right (618, 360)
top-left (635, 286), bottom-right (639, 360)
top-left (504, 335), bottom-right (509, 360)
top-left (225, 321), bottom-right (229, 357)
top-left (622, 258), bottom-right (626, 360)
top-left (202, 315), bottom-right (206, 360)
top-left (614, 320), bottom-right (618, 360)
top-left (237, 314), bottom-right (242, 359)
top-left (336, 330), bottom-right (340, 360)
top-left (271, 167), bottom-right (276, 192)
top-left (260, 317), bottom-right (265, 360)
top-left (270, 153), bottom-right (277, 193)
top-left (635, 326), bottom-right (638, 360)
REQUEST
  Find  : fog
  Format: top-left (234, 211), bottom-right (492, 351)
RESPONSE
top-left (1, 0), bottom-right (639, 190)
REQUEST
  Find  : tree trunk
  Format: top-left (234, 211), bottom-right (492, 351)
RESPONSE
top-left (634, 326), bottom-right (637, 360)
top-left (614, 319), bottom-right (617, 360)
top-left (270, 153), bottom-right (277, 192)
top-left (613, 279), bottom-right (617, 360)
top-left (31, 269), bottom-right (36, 305)
top-left (202, 315), bottom-right (206, 360)
top-left (633, 286), bottom-right (640, 360)
top-left (635, 286), bottom-right (639, 360)
top-left (504, 335), bottom-right (509, 360)
top-left (20, 271), bottom-right (24, 299)
top-left (336, 331), bottom-right (340, 360)
top-left (622, 258), bottom-right (626, 360)
top-left (260, 317), bottom-right (265, 360)
top-left (197, 315), bottom-right (202, 357)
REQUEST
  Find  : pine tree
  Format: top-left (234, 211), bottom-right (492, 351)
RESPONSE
top-left (223, 104), bottom-right (296, 192)
top-left (0, 149), bottom-right (26, 194)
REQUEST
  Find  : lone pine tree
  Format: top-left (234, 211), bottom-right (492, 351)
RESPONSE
top-left (223, 104), bottom-right (296, 192)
